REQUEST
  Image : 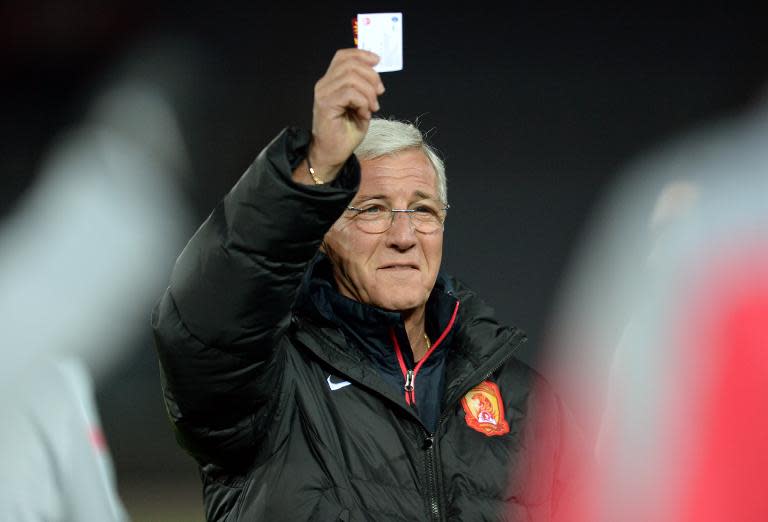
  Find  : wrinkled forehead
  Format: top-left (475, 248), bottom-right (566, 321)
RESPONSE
top-left (358, 149), bottom-right (439, 200)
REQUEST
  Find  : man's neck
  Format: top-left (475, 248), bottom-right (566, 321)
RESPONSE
top-left (402, 306), bottom-right (429, 362)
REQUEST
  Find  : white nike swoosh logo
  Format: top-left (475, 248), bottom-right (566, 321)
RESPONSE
top-left (327, 375), bottom-right (352, 391)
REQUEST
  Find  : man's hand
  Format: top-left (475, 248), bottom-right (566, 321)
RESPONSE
top-left (294, 49), bottom-right (385, 184)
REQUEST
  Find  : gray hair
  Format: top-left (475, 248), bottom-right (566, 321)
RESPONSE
top-left (354, 118), bottom-right (447, 204)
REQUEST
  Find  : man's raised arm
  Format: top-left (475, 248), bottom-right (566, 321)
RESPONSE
top-left (151, 49), bottom-right (383, 466)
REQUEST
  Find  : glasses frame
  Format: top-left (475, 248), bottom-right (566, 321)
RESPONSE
top-left (346, 203), bottom-right (450, 234)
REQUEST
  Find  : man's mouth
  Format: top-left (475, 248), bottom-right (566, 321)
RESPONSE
top-left (379, 263), bottom-right (419, 270)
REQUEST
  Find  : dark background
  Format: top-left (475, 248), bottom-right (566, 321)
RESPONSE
top-left (3, 2), bottom-right (766, 519)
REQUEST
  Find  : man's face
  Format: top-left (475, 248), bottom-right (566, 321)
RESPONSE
top-left (323, 148), bottom-right (444, 312)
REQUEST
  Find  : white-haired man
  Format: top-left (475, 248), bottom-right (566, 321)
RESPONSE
top-left (153, 49), bottom-right (586, 521)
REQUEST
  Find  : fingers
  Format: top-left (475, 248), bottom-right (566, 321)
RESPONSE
top-left (316, 49), bottom-right (385, 117)
top-left (317, 81), bottom-right (373, 121)
top-left (316, 69), bottom-right (381, 115)
top-left (327, 49), bottom-right (384, 92)
top-left (325, 60), bottom-right (385, 97)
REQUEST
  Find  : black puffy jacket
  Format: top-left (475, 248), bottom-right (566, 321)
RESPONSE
top-left (152, 128), bottom-right (586, 521)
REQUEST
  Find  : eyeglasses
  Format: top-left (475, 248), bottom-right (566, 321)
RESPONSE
top-left (346, 201), bottom-right (449, 234)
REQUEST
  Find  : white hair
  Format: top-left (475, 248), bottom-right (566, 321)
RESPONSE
top-left (354, 118), bottom-right (447, 204)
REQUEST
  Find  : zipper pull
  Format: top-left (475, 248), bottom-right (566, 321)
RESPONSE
top-left (404, 369), bottom-right (415, 405)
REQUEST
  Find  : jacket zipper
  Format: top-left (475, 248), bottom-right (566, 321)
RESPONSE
top-left (404, 369), bottom-right (415, 405)
top-left (389, 301), bottom-right (460, 521)
top-left (391, 301), bottom-right (460, 406)
top-left (423, 433), bottom-right (440, 521)
top-left (393, 336), bottom-right (416, 406)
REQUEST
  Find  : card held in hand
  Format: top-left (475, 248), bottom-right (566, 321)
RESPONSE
top-left (356, 13), bottom-right (403, 72)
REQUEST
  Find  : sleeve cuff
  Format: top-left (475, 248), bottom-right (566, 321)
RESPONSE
top-left (283, 127), bottom-right (361, 192)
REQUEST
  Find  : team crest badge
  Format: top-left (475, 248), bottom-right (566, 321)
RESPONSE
top-left (461, 381), bottom-right (510, 436)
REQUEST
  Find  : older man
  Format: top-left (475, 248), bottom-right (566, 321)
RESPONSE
top-left (153, 49), bottom-right (585, 521)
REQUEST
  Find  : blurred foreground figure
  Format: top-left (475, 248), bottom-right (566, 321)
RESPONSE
top-left (545, 91), bottom-right (768, 521)
top-left (0, 62), bottom-right (191, 520)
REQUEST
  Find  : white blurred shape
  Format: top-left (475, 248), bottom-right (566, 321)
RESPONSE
top-left (0, 82), bottom-right (191, 383)
top-left (0, 75), bottom-right (193, 520)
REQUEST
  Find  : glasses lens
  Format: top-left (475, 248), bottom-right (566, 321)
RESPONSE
top-left (411, 204), bottom-right (444, 233)
top-left (351, 205), bottom-right (390, 233)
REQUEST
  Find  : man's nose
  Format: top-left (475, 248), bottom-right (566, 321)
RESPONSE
top-left (385, 211), bottom-right (417, 249)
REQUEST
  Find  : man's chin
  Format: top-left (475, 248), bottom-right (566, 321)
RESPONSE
top-left (374, 294), bottom-right (427, 313)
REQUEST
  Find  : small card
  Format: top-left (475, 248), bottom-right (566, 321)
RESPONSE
top-left (356, 12), bottom-right (403, 72)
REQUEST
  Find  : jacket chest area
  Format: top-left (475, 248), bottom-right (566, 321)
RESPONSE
top-left (285, 361), bottom-right (525, 485)
top-left (238, 348), bottom-right (540, 521)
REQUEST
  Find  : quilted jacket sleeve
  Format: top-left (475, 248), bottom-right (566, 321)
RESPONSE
top-left (151, 127), bottom-right (359, 466)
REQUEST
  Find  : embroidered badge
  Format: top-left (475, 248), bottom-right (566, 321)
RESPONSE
top-left (461, 381), bottom-right (510, 436)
